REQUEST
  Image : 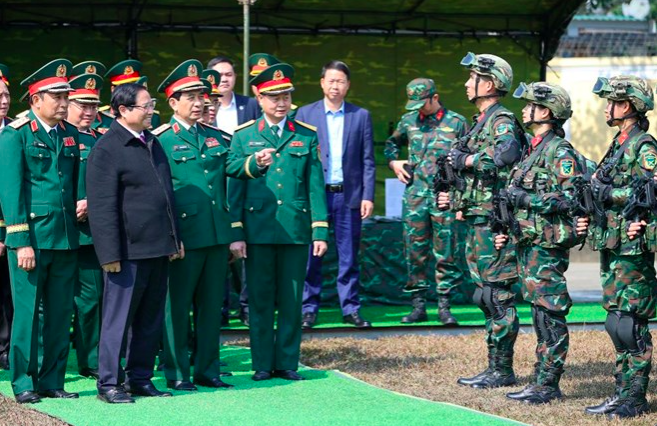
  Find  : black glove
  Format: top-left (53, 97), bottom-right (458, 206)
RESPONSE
top-left (448, 148), bottom-right (469, 171)
top-left (506, 186), bottom-right (531, 209)
top-left (591, 178), bottom-right (613, 205)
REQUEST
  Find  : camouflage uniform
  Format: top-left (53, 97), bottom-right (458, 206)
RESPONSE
top-left (451, 53), bottom-right (522, 389)
top-left (585, 76), bottom-right (657, 419)
top-left (384, 78), bottom-right (471, 325)
top-left (505, 82), bottom-right (588, 404)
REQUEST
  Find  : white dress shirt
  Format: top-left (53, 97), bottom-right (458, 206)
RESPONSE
top-left (216, 94), bottom-right (238, 135)
top-left (324, 100), bottom-right (345, 184)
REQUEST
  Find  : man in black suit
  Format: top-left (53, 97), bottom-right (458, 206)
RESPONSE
top-left (207, 55), bottom-right (260, 326)
top-left (87, 83), bottom-right (184, 404)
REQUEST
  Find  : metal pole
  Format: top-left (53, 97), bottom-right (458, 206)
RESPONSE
top-left (239, 0), bottom-right (256, 96)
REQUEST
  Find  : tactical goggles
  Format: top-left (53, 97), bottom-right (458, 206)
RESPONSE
top-left (592, 77), bottom-right (614, 97)
top-left (460, 52), bottom-right (494, 71)
top-left (513, 82), bottom-right (552, 102)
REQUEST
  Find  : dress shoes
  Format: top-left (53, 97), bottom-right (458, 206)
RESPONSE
top-left (195, 377), bottom-right (234, 388)
top-left (457, 368), bottom-right (492, 386)
top-left (0, 352), bottom-right (9, 370)
top-left (15, 391), bottom-right (41, 404)
top-left (343, 311), bottom-right (372, 328)
top-left (240, 309), bottom-right (250, 327)
top-left (79, 368), bottom-right (99, 380)
top-left (301, 313), bottom-right (317, 330)
top-left (97, 386), bottom-right (135, 404)
top-left (38, 389), bottom-right (79, 399)
top-left (506, 384), bottom-right (537, 400)
top-left (167, 380), bottom-right (198, 391)
top-left (273, 370), bottom-right (305, 381)
top-left (252, 371), bottom-right (272, 381)
top-left (124, 382), bottom-right (172, 397)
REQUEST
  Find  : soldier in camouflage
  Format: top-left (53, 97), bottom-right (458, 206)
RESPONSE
top-left (496, 82), bottom-right (587, 404)
top-left (384, 78), bottom-right (470, 325)
top-left (582, 76), bottom-right (657, 419)
top-left (437, 52), bottom-right (523, 389)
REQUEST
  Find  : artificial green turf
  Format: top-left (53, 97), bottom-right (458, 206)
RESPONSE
top-left (224, 302), bottom-right (609, 330)
top-left (0, 347), bottom-right (524, 426)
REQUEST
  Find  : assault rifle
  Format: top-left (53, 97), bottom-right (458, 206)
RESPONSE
top-left (622, 174), bottom-right (657, 225)
top-left (570, 175), bottom-right (607, 230)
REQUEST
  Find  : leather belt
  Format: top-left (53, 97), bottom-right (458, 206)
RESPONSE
top-left (325, 184), bottom-right (344, 193)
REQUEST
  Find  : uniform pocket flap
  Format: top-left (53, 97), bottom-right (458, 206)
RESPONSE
top-left (178, 203), bottom-right (198, 219)
top-left (27, 146), bottom-right (51, 158)
top-left (291, 200), bottom-right (309, 212)
top-left (29, 205), bottom-right (50, 219)
top-left (289, 149), bottom-right (309, 157)
top-left (244, 199), bottom-right (263, 211)
top-left (171, 150), bottom-right (197, 162)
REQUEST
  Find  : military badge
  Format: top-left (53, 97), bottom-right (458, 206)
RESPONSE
top-left (30, 120), bottom-right (39, 133)
top-left (494, 123), bottom-right (511, 136)
top-left (273, 70), bottom-right (284, 81)
top-left (173, 145), bottom-right (190, 151)
top-left (63, 137), bottom-right (76, 147)
top-left (642, 152), bottom-right (657, 170)
top-left (97, 128), bottom-right (108, 134)
top-left (205, 138), bottom-right (220, 148)
top-left (439, 126), bottom-right (454, 133)
top-left (79, 143), bottom-right (87, 150)
top-left (559, 159), bottom-right (574, 176)
top-left (188, 64), bottom-right (198, 77)
top-left (86, 65), bottom-right (96, 74)
top-left (290, 141), bottom-right (304, 147)
top-left (124, 65), bottom-right (134, 75)
top-left (258, 58), bottom-right (268, 67)
top-left (207, 74), bottom-right (215, 85)
top-left (85, 78), bottom-right (96, 90)
top-left (56, 64), bottom-right (67, 78)
top-left (248, 141), bottom-right (266, 147)
top-left (172, 122), bottom-right (181, 134)
top-left (407, 87), bottom-right (414, 98)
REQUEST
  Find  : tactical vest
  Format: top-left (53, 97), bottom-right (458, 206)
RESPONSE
top-left (589, 128), bottom-right (656, 255)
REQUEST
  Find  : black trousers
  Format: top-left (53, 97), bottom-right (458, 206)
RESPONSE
top-left (97, 257), bottom-right (168, 390)
top-left (0, 253), bottom-right (12, 354)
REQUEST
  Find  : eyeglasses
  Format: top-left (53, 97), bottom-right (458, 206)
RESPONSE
top-left (128, 101), bottom-right (156, 111)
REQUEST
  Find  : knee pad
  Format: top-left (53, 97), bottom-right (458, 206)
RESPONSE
top-left (535, 307), bottom-right (568, 348)
top-left (482, 283), bottom-right (510, 321)
top-left (617, 312), bottom-right (649, 355)
top-left (531, 305), bottom-right (544, 344)
top-left (605, 311), bottom-right (624, 352)
top-left (473, 287), bottom-right (490, 316)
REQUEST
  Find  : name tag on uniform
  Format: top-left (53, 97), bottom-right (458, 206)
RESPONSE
top-left (63, 137), bottom-right (76, 147)
top-left (205, 138), bottom-right (220, 148)
top-left (439, 126), bottom-right (454, 132)
top-left (290, 141), bottom-right (304, 147)
top-left (33, 141), bottom-right (47, 148)
top-left (79, 144), bottom-right (87, 151)
top-left (248, 141), bottom-right (265, 147)
top-left (174, 145), bottom-right (190, 151)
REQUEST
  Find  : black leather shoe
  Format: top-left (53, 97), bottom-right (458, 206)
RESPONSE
top-left (457, 368), bottom-right (492, 386)
top-left (15, 391), bottom-right (41, 404)
top-left (167, 380), bottom-right (197, 391)
top-left (506, 384), bottom-right (537, 400)
top-left (607, 396), bottom-right (649, 419)
top-left (125, 382), bottom-right (172, 397)
top-left (252, 371), bottom-right (272, 381)
top-left (585, 394), bottom-right (622, 415)
top-left (0, 352), bottom-right (9, 370)
top-left (79, 368), bottom-right (100, 380)
top-left (240, 309), bottom-right (250, 327)
top-left (273, 370), bottom-right (305, 381)
top-left (38, 389), bottom-right (79, 399)
top-left (470, 371), bottom-right (517, 389)
top-left (521, 385), bottom-right (563, 405)
top-left (343, 311), bottom-right (372, 328)
top-left (195, 377), bottom-right (234, 388)
top-left (302, 313), bottom-right (317, 330)
top-left (97, 386), bottom-right (135, 404)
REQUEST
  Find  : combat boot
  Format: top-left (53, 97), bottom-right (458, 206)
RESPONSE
top-left (521, 367), bottom-right (563, 405)
top-left (401, 295), bottom-right (427, 324)
top-left (585, 373), bottom-right (623, 415)
top-left (458, 350), bottom-right (494, 386)
top-left (437, 295), bottom-right (458, 326)
top-left (607, 377), bottom-right (649, 420)
top-left (471, 352), bottom-right (516, 389)
top-left (506, 361), bottom-right (542, 400)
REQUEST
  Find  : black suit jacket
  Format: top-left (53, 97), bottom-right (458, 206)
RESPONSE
top-left (235, 93), bottom-right (261, 125)
top-left (86, 120), bottom-right (180, 265)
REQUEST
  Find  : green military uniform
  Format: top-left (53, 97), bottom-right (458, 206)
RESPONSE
top-left (384, 78), bottom-right (471, 325)
top-left (67, 70), bottom-right (105, 378)
top-left (504, 82), bottom-right (589, 404)
top-left (0, 59), bottom-right (80, 399)
top-left (451, 53), bottom-right (522, 389)
top-left (227, 63), bottom-right (328, 376)
top-left (585, 76), bottom-right (657, 419)
top-left (93, 60), bottom-right (161, 133)
top-left (155, 60), bottom-right (246, 388)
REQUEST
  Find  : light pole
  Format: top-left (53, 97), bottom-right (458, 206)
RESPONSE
top-left (238, 0), bottom-right (257, 96)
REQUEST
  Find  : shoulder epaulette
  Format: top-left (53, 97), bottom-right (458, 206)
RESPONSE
top-left (98, 105), bottom-right (110, 112)
top-left (153, 110), bottom-right (160, 115)
top-left (291, 103), bottom-right (298, 110)
top-left (295, 120), bottom-right (317, 132)
top-left (152, 123), bottom-right (172, 136)
top-left (234, 120), bottom-right (255, 133)
top-left (15, 110), bottom-right (29, 120)
top-left (99, 109), bottom-right (114, 118)
top-left (8, 116), bottom-right (29, 129)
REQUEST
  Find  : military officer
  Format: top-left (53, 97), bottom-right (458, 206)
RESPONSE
top-left (495, 82), bottom-right (587, 404)
top-left (226, 63), bottom-right (328, 381)
top-left (437, 52), bottom-right (523, 389)
top-left (0, 59), bottom-right (80, 403)
top-left (385, 77), bottom-right (470, 325)
top-left (0, 63), bottom-right (12, 371)
top-left (66, 67), bottom-right (105, 380)
top-left (248, 53), bottom-right (298, 119)
top-left (154, 59), bottom-right (252, 391)
top-left (583, 76), bottom-right (657, 419)
top-left (200, 69), bottom-right (221, 126)
top-left (94, 60), bottom-right (161, 133)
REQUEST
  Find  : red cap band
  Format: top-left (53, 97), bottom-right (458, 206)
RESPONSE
top-left (165, 76), bottom-right (202, 98)
top-left (256, 77), bottom-right (292, 93)
top-left (28, 76), bottom-right (69, 96)
top-left (110, 71), bottom-right (140, 85)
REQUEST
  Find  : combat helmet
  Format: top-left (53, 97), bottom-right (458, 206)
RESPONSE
top-left (513, 82), bottom-right (572, 126)
top-left (461, 52), bottom-right (513, 94)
